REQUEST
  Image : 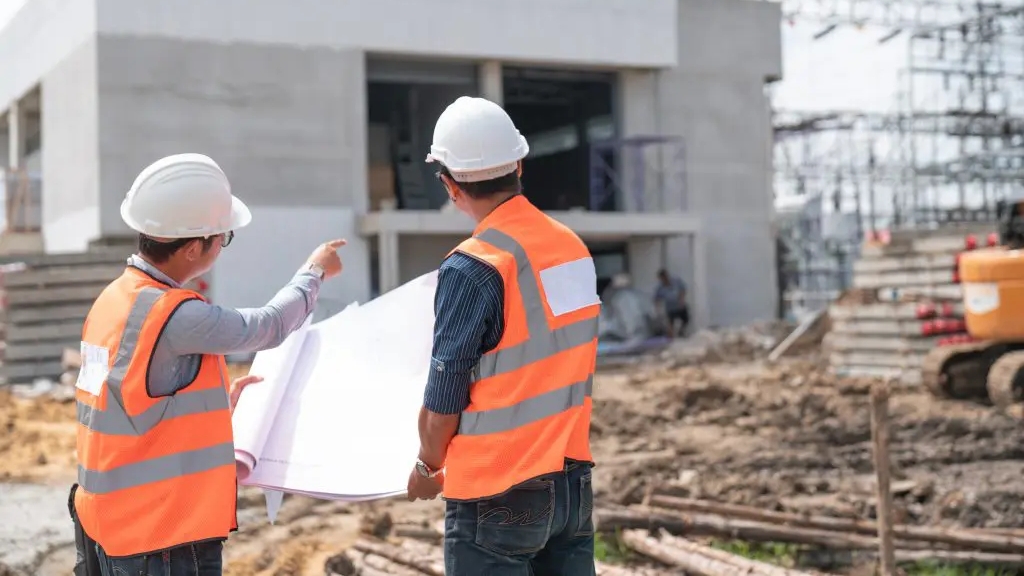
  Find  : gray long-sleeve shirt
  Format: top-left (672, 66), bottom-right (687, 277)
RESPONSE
top-left (126, 254), bottom-right (322, 397)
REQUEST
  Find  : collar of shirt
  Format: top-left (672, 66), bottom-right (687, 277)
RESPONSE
top-left (128, 254), bottom-right (182, 289)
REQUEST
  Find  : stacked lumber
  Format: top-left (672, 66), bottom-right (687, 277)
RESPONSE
top-left (826, 225), bottom-right (997, 385)
top-left (595, 496), bottom-right (1024, 569)
top-left (0, 250), bottom-right (131, 385)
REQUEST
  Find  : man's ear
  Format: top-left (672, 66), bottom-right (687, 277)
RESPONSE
top-left (516, 161), bottom-right (523, 177)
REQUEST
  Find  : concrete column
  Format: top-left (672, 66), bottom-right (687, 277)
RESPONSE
top-left (690, 232), bottom-right (711, 329)
top-left (478, 61), bottom-right (503, 106)
top-left (379, 231), bottom-right (400, 293)
top-left (7, 101), bottom-right (21, 169)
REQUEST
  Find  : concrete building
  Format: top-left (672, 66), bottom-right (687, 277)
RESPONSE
top-left (0, 0), bottom-right (782, 328)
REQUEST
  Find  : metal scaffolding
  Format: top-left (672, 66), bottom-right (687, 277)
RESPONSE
top-left (770, 0), bottom-right (1024, 317)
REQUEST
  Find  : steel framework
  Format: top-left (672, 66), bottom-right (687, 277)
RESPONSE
top-left (771, 0), bottom-right (1024, 317)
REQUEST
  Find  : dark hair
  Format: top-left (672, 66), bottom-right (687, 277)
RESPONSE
top-left (658, 269), bottom-right (669, 277)
top-left (437, 165), bottom-right (521, 199)
top-left (138, 234), bottom-right (214, 264)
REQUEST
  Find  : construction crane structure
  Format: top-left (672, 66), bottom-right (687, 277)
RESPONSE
top-left (771, 0), bottom-right (1024, 318)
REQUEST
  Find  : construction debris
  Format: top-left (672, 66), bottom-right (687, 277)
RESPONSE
top-left (6, 320), bottom-right (1024, 575)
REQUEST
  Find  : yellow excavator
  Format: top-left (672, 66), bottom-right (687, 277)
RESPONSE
top-left (922, 198), bottom-right (1024, 408)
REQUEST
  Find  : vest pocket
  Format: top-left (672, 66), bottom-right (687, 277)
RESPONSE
top-left (573, 471), bottom-right (595, 538)
top-left (474, 479), bottom-right (556, 556)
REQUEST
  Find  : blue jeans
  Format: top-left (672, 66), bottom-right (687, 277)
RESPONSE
top-left (443, 460), bottom-right (596, 576)
top-left (95, 541), bottom-right (223, 576)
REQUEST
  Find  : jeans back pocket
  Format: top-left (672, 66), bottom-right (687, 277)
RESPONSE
top-left (475, 479), bottom-right (556, 557)
top-left (573, 471), bottom-right (595, 538)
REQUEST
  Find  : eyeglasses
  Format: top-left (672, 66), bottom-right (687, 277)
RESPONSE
top-left (220, 230), bottom-right (234, 248)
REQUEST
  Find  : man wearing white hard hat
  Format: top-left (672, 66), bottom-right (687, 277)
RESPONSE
top-left (70, 153), bottom-right (346, 575)
top-left (407, 97), bottom-right (601, 575)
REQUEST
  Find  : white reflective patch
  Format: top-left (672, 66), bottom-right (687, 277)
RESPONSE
top-left (75, 342), bottom-right (110, 396)
top-left (539, 257), bottom-right (601, 317)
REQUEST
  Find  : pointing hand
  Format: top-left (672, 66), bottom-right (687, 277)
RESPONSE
top-left (307, 239), bottom-right (347, 280)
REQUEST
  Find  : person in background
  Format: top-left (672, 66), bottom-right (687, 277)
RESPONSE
top-left (406, 96), bottom-right (601, 576)
top-left (654, 268), bottom-right (689, 337)
top-left (72, 153), bottom-right (346, 576)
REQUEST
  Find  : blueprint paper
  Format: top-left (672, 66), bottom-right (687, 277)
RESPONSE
top-left (231, 271), bottom-right (438, 502)
top-left (231, 317), bottom-right (312, 481)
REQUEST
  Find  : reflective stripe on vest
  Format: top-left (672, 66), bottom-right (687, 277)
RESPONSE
top-left (459, 228), bottom-right (599, 436)
top-left (76, 286), bottom-right (232, 495)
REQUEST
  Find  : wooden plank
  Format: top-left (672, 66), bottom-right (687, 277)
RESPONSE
top-left (2, 264), bottom-right (124, 288)
top-left (824, 333), bottom-right (941, 353)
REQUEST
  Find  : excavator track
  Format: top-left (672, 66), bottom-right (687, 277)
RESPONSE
top-left (921, 342), bottom-right (991, 399)
top-left (986, 350), bottom-right (1024, 409)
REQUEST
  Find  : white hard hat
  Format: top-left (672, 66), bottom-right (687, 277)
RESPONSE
top-left (120, 153), bottom-right (252, 238)
top-left (425, 96), bottom-right (529, 183)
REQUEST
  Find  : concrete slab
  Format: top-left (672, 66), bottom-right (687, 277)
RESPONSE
top-left (0, 360), bottom-right (64, 383)
top-left (1, 304), bottom-right (92, 325)
top-left (830, 351), bottom-right (926, 370)
top-left (853, 269), bottom-right (956, 289)
top-left (853, 253), bottom-right (957, 274)
top-left (876, 285), bottom-right (963, 302)
top-left (829, 301), bottom-right (964, 321)
top-left (824, 333), bottom-right (940, 353)
top-left (2, 264), bottom-right (124, 289)
top-left (5, 321), bottom-right (83, 343)
top-left (831, 319), bottom-right (936, 337)
top-left (4, 285), bottom-right (106, 307)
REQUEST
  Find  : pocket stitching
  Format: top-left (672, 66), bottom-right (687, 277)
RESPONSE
top-left (474, 480), bottom-right (556, 556)
top-left (573, 472), bottom-right (595, 538)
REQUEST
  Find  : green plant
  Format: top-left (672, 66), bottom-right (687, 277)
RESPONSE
top-left (594, 531), bottom-right (632, 564)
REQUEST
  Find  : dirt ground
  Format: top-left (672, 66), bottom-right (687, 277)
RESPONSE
top-left (2, 324), bottom-right (1023, 575)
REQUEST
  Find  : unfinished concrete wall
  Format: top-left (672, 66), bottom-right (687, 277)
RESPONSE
top-left (621, 0), bottom-right (781, 328)
top-left (41, 38), bottom-right (102, 252)
top-left (398, 235), bottom-right (465, 284)
top-left (93, 35), bottom-right (371, 306)
top-left (95, 0), bottom-right (677, 69)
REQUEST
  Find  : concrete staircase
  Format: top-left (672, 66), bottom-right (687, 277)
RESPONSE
top-left (0, 247), bottom-right (133, 385)
top-left (825, 223), bottom-right (996, 385)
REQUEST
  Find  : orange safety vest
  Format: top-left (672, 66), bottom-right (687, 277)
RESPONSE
top-left (74, 266), bottom-right (237, 557)
top-left (443, 195), bottom-right (600, 501)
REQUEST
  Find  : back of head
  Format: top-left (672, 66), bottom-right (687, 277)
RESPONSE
top-left (426, 97), bottom-right (529, 197)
